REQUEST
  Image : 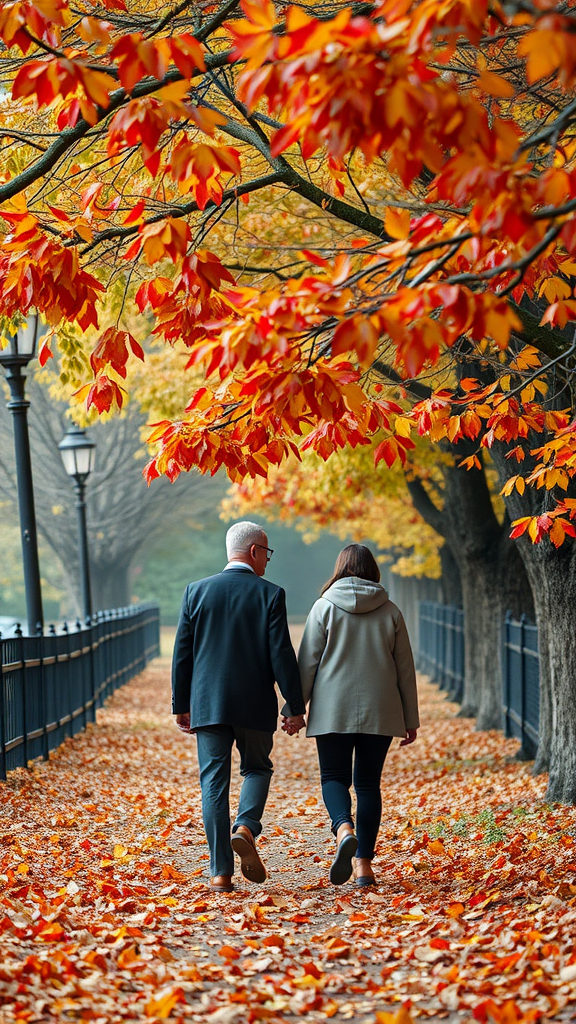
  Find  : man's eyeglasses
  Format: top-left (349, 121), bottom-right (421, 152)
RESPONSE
top-left (254, 543), bottom-right (274, 561)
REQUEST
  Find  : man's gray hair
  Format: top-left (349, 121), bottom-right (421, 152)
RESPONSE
top-left (226, 521), bottom-right (266, 560)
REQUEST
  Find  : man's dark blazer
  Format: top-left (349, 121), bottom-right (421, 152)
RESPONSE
top-left (171, 567), bottom-right (305, 733)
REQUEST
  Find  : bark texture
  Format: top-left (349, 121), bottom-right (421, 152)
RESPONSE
top-left (439, 544), bottom-right (462, 606)
top-left (491, 437), bottom-right (576, 789)
top-left (522, 543), bottom-right (576, 799)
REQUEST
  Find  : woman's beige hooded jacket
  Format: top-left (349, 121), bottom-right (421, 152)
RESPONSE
top-left (297, 576), bottom-right (419, 738)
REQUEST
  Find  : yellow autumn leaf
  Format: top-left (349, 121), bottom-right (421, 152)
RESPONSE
top-left (518, 30), bottom-right (565, 84)
top-left (501, 475), bottom-right (519, 496)
top-left (394, 416), bottom-right (412, 438)
top-left (155, 79), bottom-right (193, 103)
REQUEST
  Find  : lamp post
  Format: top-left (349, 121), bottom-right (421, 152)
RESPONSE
top-left (58, 426), bottom-right (96, 621)
top-left (0, 313), bottom-right (44, 634)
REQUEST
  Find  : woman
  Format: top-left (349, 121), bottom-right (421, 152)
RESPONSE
top-left (289, 544), bottom-right (419, 887)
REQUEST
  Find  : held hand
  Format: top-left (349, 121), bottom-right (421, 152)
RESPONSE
top-left (400, 728), bottom-right (418, 747)
top-left (282, 715), bottom-right (306, 736)
top-left (176, 713), bottom-right (192, 734)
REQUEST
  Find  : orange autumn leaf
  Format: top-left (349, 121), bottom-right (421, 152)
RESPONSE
top-left (477, 70), bottom-right (515, 99)
top-left (384, 206), bottom-right (411, 240)
top-left (375, 1007), bottom-right (416, 1024)
top-left (446, 902), bottom-right (465, 917)
top-left (145, 987), bottom-right (185, 1018)
top-left (218, 945), bottom-right (240, 959)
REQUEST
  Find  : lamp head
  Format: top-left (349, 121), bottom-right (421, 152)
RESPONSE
top-left (0, 313), bottom-right (39, 367)
top-left (58, 425), bottom-right (96, 482)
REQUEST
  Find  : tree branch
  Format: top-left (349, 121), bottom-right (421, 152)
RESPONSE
top-left (405, 475), bottom-right (446, 538)
top-left (371, 361), bottom-right (432, 401)
top-left (0, 52), bottom-right (232, 206)
top-left (77, 170), bottom-right (284, 253)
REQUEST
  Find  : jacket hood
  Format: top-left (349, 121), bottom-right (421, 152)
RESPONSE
top-left (321, 576), bottom-right (390, 614)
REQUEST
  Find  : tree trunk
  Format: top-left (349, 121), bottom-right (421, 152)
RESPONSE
top-left (91, 562), bottom-right (132, 611)
top-left (464, 525), bottom-right (533, 731)
top-left (407, 453), bottom-right (534, 728)
top-left (490, 436), bottom-right (576, 790)
top-left (439, 544), bottom-right (462, 606)
top-left (519, 542), bottom-right (576, 801)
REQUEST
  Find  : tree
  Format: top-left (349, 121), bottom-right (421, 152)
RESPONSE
top-left (1, 1), bottom-right (576, 795)
top-left (407, 453), bottom-right (534, 730)
top-left (0, 372), bottom-right (221, 613)
top-left (223, 442), bottom-right (443, 576)
top-left (0, 514), bottom-right (65, 621)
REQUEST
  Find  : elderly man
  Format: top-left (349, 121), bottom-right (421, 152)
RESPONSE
top-left (172, 521), bottom-right (306, 893)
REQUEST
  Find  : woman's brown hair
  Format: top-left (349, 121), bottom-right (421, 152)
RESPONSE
top-left (321, 544), bottom-right (381, 594)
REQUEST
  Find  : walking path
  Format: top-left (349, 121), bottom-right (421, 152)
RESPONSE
top-left (2, 646), bottom-right (576, 1023)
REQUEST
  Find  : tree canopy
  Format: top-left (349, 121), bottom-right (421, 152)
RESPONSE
top-left (1, 0), bottom-right (576, 548)
top-left (223, 443), bottom-right (443, 579)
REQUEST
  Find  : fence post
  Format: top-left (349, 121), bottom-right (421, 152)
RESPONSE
top-left (0, 631), bottom-right (5, 781)
top-left (62, 621), bottom-right (73, 740)
top-left (13, 624), bottom-right (29, 769)
top-left (37, 620), bottom-right (49, 764)
top-left (502, 612), bottom-right (511, 738)
top-left (86, 614), bottom-right (96, 725)
top-left (74, 618), bottom-right (86, 733)
top-left (520, 613), bottom-right (527, 752)
top-left (416, 602), bottom-right (426, 675)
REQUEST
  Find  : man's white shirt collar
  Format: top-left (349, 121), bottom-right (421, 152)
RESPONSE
top-left (224, 561), bottom-right (255, 573)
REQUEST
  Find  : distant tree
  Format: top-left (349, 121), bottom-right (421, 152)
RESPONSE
top-left (0, 514), bottom-right (66, 621)
top-left (0, 376), bottom-right (221, 615)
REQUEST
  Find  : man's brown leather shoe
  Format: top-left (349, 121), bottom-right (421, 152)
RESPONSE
top-left (210, 875), bottom-right (234, 893)
top-left (231, 825), bottom-right (267, 883)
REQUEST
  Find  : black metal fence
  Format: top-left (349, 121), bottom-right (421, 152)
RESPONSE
top-left (418, 601), bottom-right (465, 702)
top-left (502, 613), bottom-right (540, 758)
top-left (380, 569), bottom-right (442, 667)
top-left (418, 601), bottom-right (540, 756)
top-left (0, 603), bottom-right (160, 780)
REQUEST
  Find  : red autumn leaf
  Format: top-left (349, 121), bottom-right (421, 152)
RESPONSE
top-left (37, 335), bottom-right (53, 366)
top-left (374, 437), bottom-right (401, 468)
top-left (74, 374), bottom-right (127, 413)
top-left (168, 141), bottom-right (241, 210)
top-left (90, 327), bottom-right (145, 379)
top-left (110, 33), bottom-right (169, 93)
top-left (123, 200), bottom-right (146, 225)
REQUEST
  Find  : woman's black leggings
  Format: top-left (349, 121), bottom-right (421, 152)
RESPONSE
top-left (315, 732), bottom-right (392, 860)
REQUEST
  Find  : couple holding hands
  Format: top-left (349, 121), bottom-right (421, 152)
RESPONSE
top-left (172, 522), bottom-right (419, 893)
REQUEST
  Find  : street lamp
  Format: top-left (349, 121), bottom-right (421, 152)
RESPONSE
top-left (58, 425), bottom-right (96, 621)
top-left (0, 313), bottom-right (44, 634)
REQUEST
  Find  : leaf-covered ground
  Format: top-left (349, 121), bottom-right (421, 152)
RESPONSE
top-left (2, 645), bottom-right (576, 1024)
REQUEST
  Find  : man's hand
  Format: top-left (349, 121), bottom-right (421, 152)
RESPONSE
top-left (400, 728), bottom-right (418, 746)
top-left (282, 715), bottom-right (306, 736)
top-left (175, 713), bottom-right (193, 734)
